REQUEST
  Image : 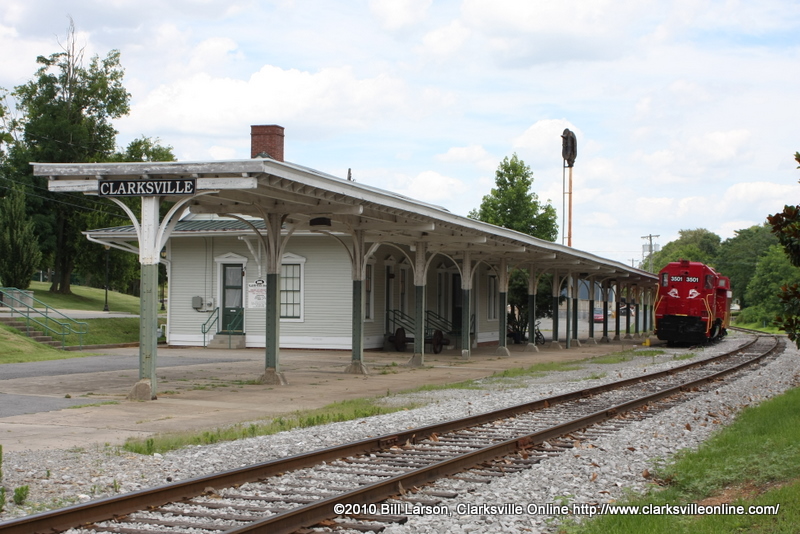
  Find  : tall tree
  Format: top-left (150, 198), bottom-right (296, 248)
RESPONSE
top-left (0, 186), bottom-right (42, 289)
top-left (649, 228), bottom-right (721, 272)
top-left (9, 20), bottom-right (130, 294)
top-left (744, 245), bottom-right (800, 317)
top-left (714, 224), bottom-right (777, 308)
top-left (766, 152), bottom-right (800, 346)
top-left (469, 154), bottom-right (559, 338)
top-left (469, 153), bottom-right (558, 240)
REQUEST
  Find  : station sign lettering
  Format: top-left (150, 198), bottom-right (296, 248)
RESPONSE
top-left (98, 178), bottom-right (196, 197)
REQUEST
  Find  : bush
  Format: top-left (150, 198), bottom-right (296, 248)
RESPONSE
top-left (736, 305), bottom-right (776, 327)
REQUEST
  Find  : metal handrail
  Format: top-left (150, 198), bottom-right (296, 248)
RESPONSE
top-left (0, 287), bottom-right (88, 349)
top-left (425, 310), bottom-right (454, 337)
top-left (222, 308), bottom-right (245, 349)
top-left (227, 308), bottom-right (244, 332)
top-left (201, 307), bottom-right (219, 347)
top-left (387, 309), bottom-right (415, 334)
top-left (389, 309), bottom-right (475, 338)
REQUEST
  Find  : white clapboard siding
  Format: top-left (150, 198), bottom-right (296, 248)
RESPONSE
top-left (279, 237), bottom-right (352, 340)
top-left (167, 235), bottom-right (491, 349)
top-left (168, 238), bottom-right (219, 344)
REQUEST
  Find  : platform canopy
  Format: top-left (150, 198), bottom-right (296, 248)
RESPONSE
top-left (37, 158), bottom-right (656, 284)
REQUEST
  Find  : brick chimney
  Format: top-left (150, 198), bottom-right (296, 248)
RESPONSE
top-left (250, 125), bottom-right (285, 161)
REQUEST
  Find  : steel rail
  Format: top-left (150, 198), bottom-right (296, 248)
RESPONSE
top-left (0, 334), bottom-right (774, 534)
top-left (224, 336), bottom-right (781, 534)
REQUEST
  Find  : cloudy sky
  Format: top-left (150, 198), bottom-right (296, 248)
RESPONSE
top-left (3, 0), bottom-right (799, 266)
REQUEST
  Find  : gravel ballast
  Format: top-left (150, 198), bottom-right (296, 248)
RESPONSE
top-left (1, 334), bottom-right (799, 533)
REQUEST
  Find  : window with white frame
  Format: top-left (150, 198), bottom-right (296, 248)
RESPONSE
top-left (488, 274), bottom-right (498, 320)
top-left (280, 263), bottom-right (302, 319)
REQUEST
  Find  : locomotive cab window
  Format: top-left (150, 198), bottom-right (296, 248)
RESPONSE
top-left (705, 275), bottom-right (714, 289)
top-left (661, 273), bottom-right (668, 286)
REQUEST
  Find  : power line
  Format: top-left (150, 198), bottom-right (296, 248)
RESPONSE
top-left (0, 182), bottom-right (125, 217)
top-left (0, 174), bottom-right (123, 212)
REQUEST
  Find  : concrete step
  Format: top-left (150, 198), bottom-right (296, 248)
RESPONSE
top-left (0, 318), bottom-right (27, 329)
top-left (0, 316), bottom-right (63, 348)
top-left (207, 334), bottom-right (246, 349)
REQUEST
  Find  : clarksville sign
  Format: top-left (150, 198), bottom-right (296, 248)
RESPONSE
top-left (98, 178), bottom-right (197, 197)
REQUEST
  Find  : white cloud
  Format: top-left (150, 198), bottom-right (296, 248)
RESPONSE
top-left (460, 0), bottom-right (651, 65)
top-left (668, 79), bottom-right (712, 106)
top-left (513, 119), bottom-right (580, 168)
top-left (584, 211), bottom-right (618, 228)
top-left (420, 20), bottom-right (470, 58)
top-left (369, 0), bottom-right (432, 30)
top-left (688, 129), bottom-right (752, 164)
top-left (721, 181), bottom-right (799, 217)
top-left (676, 196), bottom-right (707, 217)
top-left (208, 145), bottom-right (237, 160)
top-left (121, 65), bottom-right (433, 140)
top-left (390, 170), bottom-right (464, 203)
top-left (436, 144), bottom-right (495, 171)
top-left (188, 37), bottom-right (243, 72)
top-left (715, 219), bottom-right (762, 240)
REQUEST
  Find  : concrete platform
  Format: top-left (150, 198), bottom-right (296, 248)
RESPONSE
top-left (0, 338), bottom-right (651, 453)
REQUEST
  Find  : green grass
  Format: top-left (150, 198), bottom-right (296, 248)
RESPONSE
top-left (588, 349), bottom-right (665, 365)
top-left (563, 386), bottom-right (800, 534)
top-left (494, 360), bottom-right (583, 378)
top-left (67, 401), bottom-right (120, 409)
top-left (1, 317), bottom-right (161, 352)
top-left (122, 396), bottom-right (420, 455)
top-left (62, 317), bottom-right (162, 347)
top-left (732, 319), bottom-right (783, 334)
top-left (27, 281), bottom-right (142, 315)
top-left (582, 371), bottom-right (607, 380)
top-left (0, 323), bottom-right (94, 363)
top-left (398, 379), bottom-right (485, 393)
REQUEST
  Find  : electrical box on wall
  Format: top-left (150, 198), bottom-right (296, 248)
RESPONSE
top-left (192, 296), bottom-right (216, 311)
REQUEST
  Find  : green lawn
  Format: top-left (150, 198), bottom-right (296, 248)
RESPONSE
top-left (0, 323), bottom-right (92, 363)
top-left (563, 386), bottom-right (800, 534)
top-left (26, 281), bottom-right (143, 315)
top-left (62, 317), bottom-right (163, 347)
top-left (1, 284), bottom-right (163, 356)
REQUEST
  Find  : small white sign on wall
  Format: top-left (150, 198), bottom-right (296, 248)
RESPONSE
top-left (247, 279), bottom-right (267, 308)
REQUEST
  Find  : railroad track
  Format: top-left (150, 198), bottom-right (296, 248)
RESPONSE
top-left (0, 334), bottom-right (782, 534)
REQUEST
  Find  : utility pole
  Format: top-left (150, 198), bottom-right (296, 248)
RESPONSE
top-left (641, 234), bottom-right (660, 272)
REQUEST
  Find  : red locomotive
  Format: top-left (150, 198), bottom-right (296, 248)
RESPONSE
top-left (654, 260), bottom-right (732, 344)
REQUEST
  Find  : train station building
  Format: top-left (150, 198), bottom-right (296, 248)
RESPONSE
top-left (39, 125), bottom-right (656, 398)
